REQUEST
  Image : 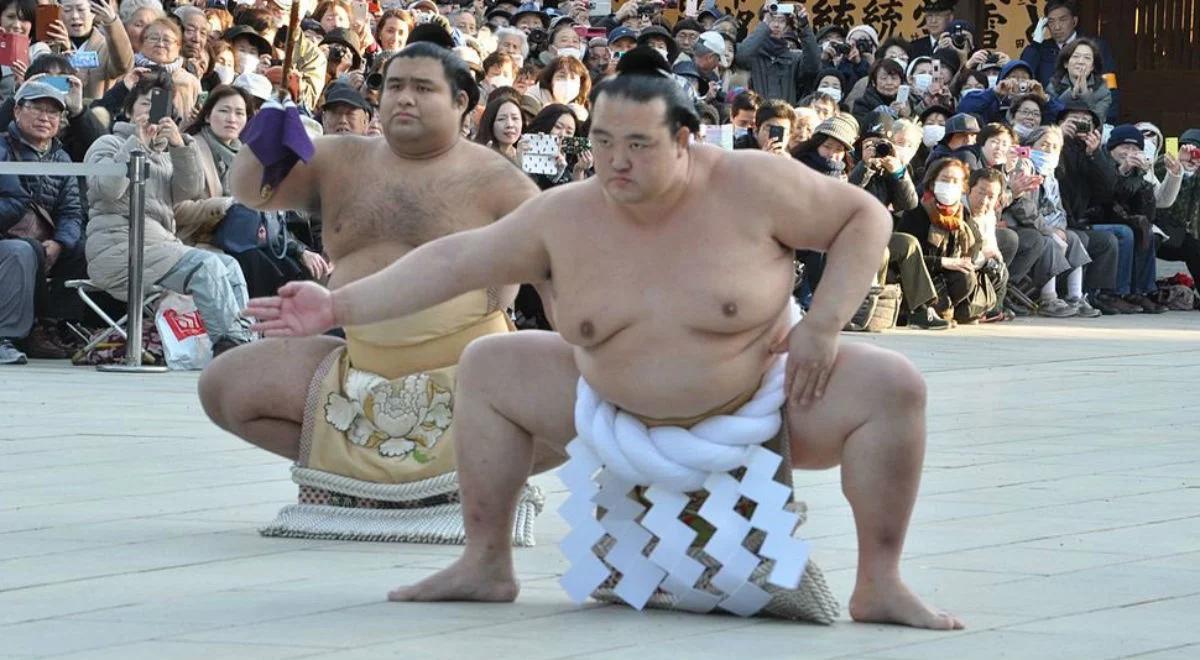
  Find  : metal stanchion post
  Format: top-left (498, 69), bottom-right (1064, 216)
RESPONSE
top-left (99, 150), bottom-right (167, 373)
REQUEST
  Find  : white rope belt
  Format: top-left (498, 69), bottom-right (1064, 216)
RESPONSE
top-left (558, 303), bottom-right (811, 617)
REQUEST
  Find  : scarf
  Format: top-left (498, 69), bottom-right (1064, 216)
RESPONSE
top-left (798, 150), bottom-right (846, 179)
top-left (921, 191), bottom-right (974, 256)
top-left (200, 126), bottom-right (240, 194)
top-left (134, 53), bottom-right (184, 73)
top-left (760, 36), bottom-right (790, 60)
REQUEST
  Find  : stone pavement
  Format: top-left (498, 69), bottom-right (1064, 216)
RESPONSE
top-left (2, 314), bottom-right (1199, 659)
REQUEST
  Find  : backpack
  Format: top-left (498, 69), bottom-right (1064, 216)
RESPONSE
top-left (845, 284), bottom-right (902, 332)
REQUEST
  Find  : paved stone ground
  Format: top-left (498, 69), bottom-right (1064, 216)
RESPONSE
top-left (2, 314), bottom-right (1199, 659)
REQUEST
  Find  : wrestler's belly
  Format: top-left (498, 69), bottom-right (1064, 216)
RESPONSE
top-left (327, 241), bottom-right (414, 290)
top-left (573, 313), bottom-right (791, 420)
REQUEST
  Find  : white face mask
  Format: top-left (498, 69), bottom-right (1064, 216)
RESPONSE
top-left (922, 124), bottom-right (946, 147)
top-left (1144, 138), bottom-right (1158, 156)
top-left (488, 76), bottom-right (514, 89)
top-left (552, 78), bottom-right (581, 103)
top-left (817, 86), bottom-right (842, 103)
top-left (987, 75), bottom-right (999, 88)
top-left (652, 47), bottom-right (670, 61)
top-left (214, 65), bottom-right (235, 85)
top-left (556, 47), bottom-right (583, 61)
top-left (237, 51), bottom-right (259, 75)
top-left (933, 181), bottom-right (962, 205)
top-left (912, 73), bottom-right (933, 93)
top-left (1013, 122), bottom-right (1034, 138)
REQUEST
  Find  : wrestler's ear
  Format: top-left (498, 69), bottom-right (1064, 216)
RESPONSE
top-left (674, 126), bottom-right (690, 154)
top-left (452, 90), bottom-right (470, 115)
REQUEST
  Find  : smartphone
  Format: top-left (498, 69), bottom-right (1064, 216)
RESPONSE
top-left (352, 1), bottom-right (369, 23)
top-left (561, 136), bottom-right (591, 155)
top-left (148, 88), bottom-right (170, 123)
top-left (768, 124), bottom-right (785, 142)
top-left (42, 75), bottom-right (70, 93)
top-left (35, 4), bottom-right (62, 44)
top-left (0, 32), bottom-right (28, 67)
top-left (895, 84), bottom-right (910, 105)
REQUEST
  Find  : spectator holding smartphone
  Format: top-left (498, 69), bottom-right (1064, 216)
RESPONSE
top-left (135, 18), bottom-right (202, 122)
top-left (0, 0), bottom-right (34, 98)
top-left (84, 74), bottom-right (255, 356)
top-left (851, 57), bottom-right (909, 126)
top-left (524, 103), bottom-right (590, 189)
top-left (52, 0), bottom-right (134, 103)
top-left (754, 99), bottom-right (793, 156)
top-left (1157, 131), bottom-right (1200, 289)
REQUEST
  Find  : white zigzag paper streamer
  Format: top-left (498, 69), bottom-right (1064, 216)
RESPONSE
top-left (557, 303), bottom-right (810, 617)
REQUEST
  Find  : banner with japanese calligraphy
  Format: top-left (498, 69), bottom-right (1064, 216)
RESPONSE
top-left (649, 0), bottom-right (1048, 58)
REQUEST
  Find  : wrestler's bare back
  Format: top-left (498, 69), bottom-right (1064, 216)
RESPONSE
top-left (536, 146), bottom-right (799, 419)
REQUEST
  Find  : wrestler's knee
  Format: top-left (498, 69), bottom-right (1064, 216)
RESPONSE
top-left (198, 351), bottom-right (238, 428)
top-left (874, 349), bottom-right (926, 412)
top-left (457, 334), bottom-right (511, 391)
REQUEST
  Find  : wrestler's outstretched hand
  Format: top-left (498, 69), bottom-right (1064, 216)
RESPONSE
top-left (770, 319), bottom-right (839, 408)
top-left (243, 281), bottom-right (336, 337)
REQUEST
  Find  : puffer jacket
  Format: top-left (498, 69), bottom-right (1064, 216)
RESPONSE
top-left (1157, 172), bottom-right (1200, 248)
top-left (0, 122), bottom-right (85, 253)
top-left (83, 122), bottom-right (205, 300)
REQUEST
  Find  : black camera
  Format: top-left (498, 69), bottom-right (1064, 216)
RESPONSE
top-left (949, 25), bottom-right (970, 50)
top-left (832, 41), bottom-right (852, 56)
top-left (985, 51), bottom-right (1000, 65)
top-left (327, 44), bottom-right (347, 63)
top-left (1073, 118), bottom-right (1093, 134)
top-left (855, 38), bottom-right (875, 54)
top-left (367, 71), bottom-right (383, 90)
top-left (528, 28), bottom-right (548, 47)
top-left (873, 141), bottom-right (893, 158)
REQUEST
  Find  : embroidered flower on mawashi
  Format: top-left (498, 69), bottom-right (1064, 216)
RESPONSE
top-left (323, 371), bottom-right (453, 462)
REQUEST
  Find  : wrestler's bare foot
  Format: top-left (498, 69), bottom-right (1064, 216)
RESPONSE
top-left (849, 575), bottom-right (965, 630)
top-left (387, 557), bottom-right (520, 603)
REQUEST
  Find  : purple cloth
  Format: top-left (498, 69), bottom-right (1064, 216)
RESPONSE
top-left (240, 100), bottom-right (315, 199)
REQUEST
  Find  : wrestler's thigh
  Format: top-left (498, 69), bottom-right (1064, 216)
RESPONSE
top-left (785, 342), bottom-right (926, 470)
top-left (198, 336), bottom-right (345, 428)
top-left (458, 330), bottom-right (580, 463)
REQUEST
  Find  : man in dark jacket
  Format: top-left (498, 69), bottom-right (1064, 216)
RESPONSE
top-left (1157, 128), bottom-right (1200, 287)
top-left (0, 82), bottom-right (87, 359)
top-left (734, 5), bottom-right (820, 106)
top-left (925, 113), bottom-right (983, 172)
top-left (1051, 110), bottom-right (1131, 313)
top-left (1019, 0), bottom-right (1119, 123)
top-left (908, 0), bottom-right (956, 59)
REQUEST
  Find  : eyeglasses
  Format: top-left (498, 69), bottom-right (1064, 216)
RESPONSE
top-left (19, 103), bottom-right (64, 119)
top-left (1015, 109), bottom-right (1041, 119)
top-left (144, 35), bottom-right (180, 46)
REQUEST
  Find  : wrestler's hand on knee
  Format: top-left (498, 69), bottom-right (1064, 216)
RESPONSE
top-left (771, 319), bottom-right (838, 407)
top-left (243, 281), bottom-right (336, 337)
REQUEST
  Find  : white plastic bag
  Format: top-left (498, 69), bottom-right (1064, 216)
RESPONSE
top-left (155, 292), bottom-right (212, 370)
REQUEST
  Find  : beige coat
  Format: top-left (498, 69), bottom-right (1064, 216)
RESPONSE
top-left (173, 135), bottom-right (233, 247)
top-left (75, 22), bottom-right (135, 103)
top-left (83, 123), bottom-right (206, 301)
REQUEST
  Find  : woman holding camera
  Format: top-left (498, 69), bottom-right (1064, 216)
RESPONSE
top-left (84, 76), bottom-right (253, 355)
top-left (1046, 38), bottom-right (1111, 128)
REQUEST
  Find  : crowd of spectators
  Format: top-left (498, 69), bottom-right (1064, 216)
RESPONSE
top-left (1, 0), bottom-right (1198, 364)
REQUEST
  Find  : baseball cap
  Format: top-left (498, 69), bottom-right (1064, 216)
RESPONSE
top-left (1106, 124), bottom-right (1143, 152)
top-left (14, 80), bottom-right (66, 110)
top-left (607, 26), bottom-right (637, 46)
top-left (234, 72), bottom-right (273, 102)
top-left (694, 31), bottom-right (729, 67)
top-left (1180, 128), bottom-right (1200, 147)
top-left (322, 82), bottom-right (372, 114)
top-left (944, 113), bottom-right (981, 136)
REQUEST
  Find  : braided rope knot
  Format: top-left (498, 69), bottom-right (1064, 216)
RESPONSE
top-left (572, 357), bottom-right (787, 493)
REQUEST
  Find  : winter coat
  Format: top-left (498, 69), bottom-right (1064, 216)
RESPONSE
top-left (0, 122), bottom-right (85, 253)
top-left (898, 203), bottom-right (983, 272)
top-left (1020, 33), bottom-right (1119, 122)
top-left (734, 21), bottom-right (821, 106)
top-left (1046, 73), bottom-right (1112, 128)
top-left (1055, 137), bottom-right (1118, 229)
top-left (849, 162), bottom-right (918, 216)
top-left (73, 23), bottom-right (136, 103)
top-left (83, 122), bottom-right (205, 300)
top-left (172, 134), bottom-right (232, 248)
top-left (1157, 173), bottom-right (1200, 248)
top-left (851, 84), bottom-right (897, 127)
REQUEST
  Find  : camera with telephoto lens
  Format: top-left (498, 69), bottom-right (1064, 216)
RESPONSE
top-left (855, 38), bottom-right (875, 54)
top-left (367, 71), bottom-right (383, 90)
top-left (1073, 118), bottom-right (1093, 134)
top-left (831, 41), bottom-right (852, 56)
top-left (528, 28), bottom-right (548, 48)
top-left (328, 44), bottom-right (347, 63)
top-left (873, 141), bottom-right (893, 158)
